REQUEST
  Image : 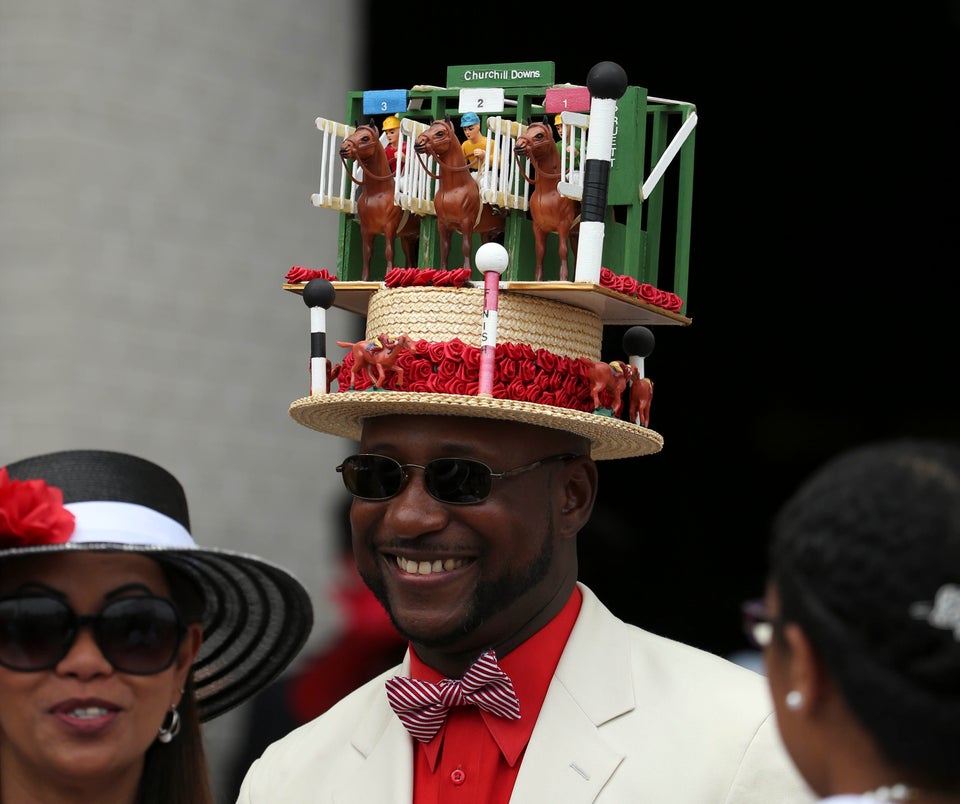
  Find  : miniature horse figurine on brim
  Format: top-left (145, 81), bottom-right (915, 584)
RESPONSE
top-left (413, 116), bottom-right (505, 272)
top-left (340, 122), bottom-right (420, 281)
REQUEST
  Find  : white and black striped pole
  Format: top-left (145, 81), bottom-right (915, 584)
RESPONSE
top-left (574, 61), bottom-right (629, 284)
top-left (302, 278), bottom-right (336, 395)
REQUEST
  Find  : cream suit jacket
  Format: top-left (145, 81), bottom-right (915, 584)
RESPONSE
top-left (238, 583), bottom-right (814, 803)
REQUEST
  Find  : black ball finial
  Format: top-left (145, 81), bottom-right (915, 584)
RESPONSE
top-left (302, 278), bottom-right (336, 309)
top-left (586, 61), bottom-right (628, 100)
top-left (623, 326), bottom-right (655, 357)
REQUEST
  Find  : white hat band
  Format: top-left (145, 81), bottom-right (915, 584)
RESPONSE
top-left (65, 501), bottom-right (196, 548)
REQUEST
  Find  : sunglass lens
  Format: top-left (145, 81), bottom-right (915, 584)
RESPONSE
top-left (0, 597), bottom-right (73, 671)
top-left (97, 598), bottom-right (181, 674)
top-left (426, 458), bottom-right (491, 504)
top-left (341, 455), bottom-right (404, 500)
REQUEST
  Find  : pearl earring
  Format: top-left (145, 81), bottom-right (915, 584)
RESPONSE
top-left (785, 690), bottom-right (803, 710)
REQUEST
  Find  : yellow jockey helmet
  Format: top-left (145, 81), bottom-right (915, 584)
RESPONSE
top-left (382, 115), bottom-right (401, 131)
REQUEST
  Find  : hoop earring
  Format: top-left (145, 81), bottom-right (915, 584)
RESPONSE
top-left (785, 690), bottom-right (803, 710)
top-left (157, 704), bottom-right (182, 744)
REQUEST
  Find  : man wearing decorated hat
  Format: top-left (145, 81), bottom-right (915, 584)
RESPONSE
top-left (238, 263), bottom-right (814, 802)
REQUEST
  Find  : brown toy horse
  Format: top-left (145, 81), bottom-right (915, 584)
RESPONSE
top-left (586, 359), bottom-right (636, 418)
top-left (340, 123), bottom-right (420, 281)
top-left (336, 332), bottom-right (414, 389)
top-left (413, 117), bottom-right (505, 271)
top-left (514, 119), bottom-right (580, 281)
top-left (628, 375), bottom-right (654, 428)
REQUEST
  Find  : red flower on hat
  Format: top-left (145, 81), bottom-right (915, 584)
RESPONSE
top-left (0, 468), bottom-right (75, 547)
top-left (285, 266), bottom-right (337, 283)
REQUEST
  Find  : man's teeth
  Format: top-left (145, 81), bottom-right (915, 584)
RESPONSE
top-left (68, 707), bottom-right (109, 719)
top-left (396, 557), bottom-right (466, 575)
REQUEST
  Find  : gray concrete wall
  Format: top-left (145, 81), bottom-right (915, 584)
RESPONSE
top-left (0, 1), bottom-right (361, 799)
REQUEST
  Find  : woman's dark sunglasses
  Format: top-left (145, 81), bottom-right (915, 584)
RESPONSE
top-left (337, 453), bottom-right (580, 505)
top-left (0, 594), bottom-right (186, 674)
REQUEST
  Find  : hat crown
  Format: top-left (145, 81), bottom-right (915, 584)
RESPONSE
top-left (4, 449), bottom-right (189, 530)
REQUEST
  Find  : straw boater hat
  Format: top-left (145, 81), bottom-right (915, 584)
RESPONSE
top-left (0, 449), bottom-right (314, 722)
top-left (289, 249), bottom-right (673, 460)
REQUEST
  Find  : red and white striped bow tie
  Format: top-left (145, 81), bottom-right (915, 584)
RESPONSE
top-left (385, 649), bottom-right (521, 742)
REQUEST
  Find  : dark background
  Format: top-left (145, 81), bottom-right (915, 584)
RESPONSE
top-left (362, 4), bottom-right (960, 658)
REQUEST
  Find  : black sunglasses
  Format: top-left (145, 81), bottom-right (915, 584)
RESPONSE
top-left (740, 599), bottom-right (783, 649)
top-left (0, 594), bottom-right (186, 675)
top-left (336, 453), bottom-right (579, 505)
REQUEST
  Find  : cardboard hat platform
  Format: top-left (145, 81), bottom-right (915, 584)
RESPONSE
top-left (0, 449), bottom-right (314, 722)
top-left (289, 252), bottom-right (665, 460)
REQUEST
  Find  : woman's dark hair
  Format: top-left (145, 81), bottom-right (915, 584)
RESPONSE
top-left (135, 562), bottom-right (214, 804)
top-left (769, 438), bottom-right (960, 790)
top-left (139, 676), bottom-right (213, 804)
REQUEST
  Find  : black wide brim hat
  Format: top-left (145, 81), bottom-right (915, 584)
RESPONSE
top-left (0, 449), bottom-right (314, 723)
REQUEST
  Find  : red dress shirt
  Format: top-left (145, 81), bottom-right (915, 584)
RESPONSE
top-left (408, 586), bottom-right (583, 804)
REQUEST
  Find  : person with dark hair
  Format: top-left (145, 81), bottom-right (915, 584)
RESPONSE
top-left (0, 449), bottom-right (313, 804)
top-left (745, 438), bottom-right (960, 803)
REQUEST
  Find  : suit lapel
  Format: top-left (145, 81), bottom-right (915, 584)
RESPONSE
top-left (332, 657), bottom-right (415, 804)
top-left (510, 584), bottom-right (634, 803)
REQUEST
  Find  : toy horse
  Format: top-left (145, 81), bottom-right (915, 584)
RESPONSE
top-left (336, 332), bottom-right (413, 389)
top-left (514, 119), bottom-right (580, 281)
top-left (340, 122), bottom-right (420, 281)
top-left (413, 117), bottom-right (505, 272)
top-left (586, 359), bottom-right (637, 418)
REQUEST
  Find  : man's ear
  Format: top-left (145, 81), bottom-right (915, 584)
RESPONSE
top-left (558, 457), bottom-right (598, 538)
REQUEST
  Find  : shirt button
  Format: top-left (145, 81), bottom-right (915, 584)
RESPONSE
top-left (450, 768), bottom-right (466, 785)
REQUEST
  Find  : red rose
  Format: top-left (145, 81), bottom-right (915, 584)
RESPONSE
top-left (461, 347), bottom-right (481, 373)
top-left (505, 378), bottom-right (531, 402)
top-left (442, 339), bottom-right (467, 361)
top-left (404, 357), bottom-right (434, 387)
top-left (498, 342), bottom-right (523, 361)
top-left (619, 276), bottom-right (640, 298)
top-left (448, 268), bottom-right (472, 287)
top-left (517, 360), bottom-right (537, 384)
top-left (498, 358), bottom-right (517, 382)
top-left (638, 283), bottom-right (659, 303)
top-left (0, 468), bottom-right (75, 547)
top-left (536, 349), bottom-right (558, 374)
top-left (436, 355), bottom-right (459, 382)
top-left (425, 341), bottom-right (447, 364)
top-left (441, 374), bottom-right (474, 395)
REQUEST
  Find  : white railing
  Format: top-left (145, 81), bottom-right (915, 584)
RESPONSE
top-left (556, 111), bottom-right (589, 200)
top-left (480, 116), bottom-right (529, 211)
top-left (310, 117), bottom-right (358, 214)
top-left (395, 117), bottom-right (435, 216)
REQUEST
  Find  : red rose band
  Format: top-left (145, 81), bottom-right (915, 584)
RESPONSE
top-left (333, 338), bottom-right (620, 412)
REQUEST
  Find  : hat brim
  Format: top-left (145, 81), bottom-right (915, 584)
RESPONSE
top-left (0, 542), bottom-right (313, 723)
top-left (290, 391), bottom-right (663, 460)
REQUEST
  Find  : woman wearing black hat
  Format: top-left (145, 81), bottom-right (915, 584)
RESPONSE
top-left (0, 449), bottom-right (313, 804)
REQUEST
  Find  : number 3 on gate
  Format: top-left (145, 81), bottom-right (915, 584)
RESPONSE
top-left (362, 90), bottom-right (408, 115)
